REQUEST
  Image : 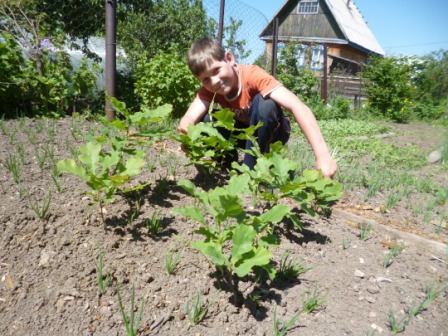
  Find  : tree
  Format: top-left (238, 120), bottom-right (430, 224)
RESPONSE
top-left (223, 17), bottom-right (251, 63)
top-left (0, 0), bottom-right (50, 76)
top-left (413, 50), bottom-right (448, 106)
top-left (117, 0), bottom-right (208, 70)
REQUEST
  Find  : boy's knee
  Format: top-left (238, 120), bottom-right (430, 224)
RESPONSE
top-left (256, 95), bottom-right (279, 121)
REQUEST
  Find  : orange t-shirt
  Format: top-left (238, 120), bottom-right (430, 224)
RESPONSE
top-left (196, 64), bottom-right (283, 124)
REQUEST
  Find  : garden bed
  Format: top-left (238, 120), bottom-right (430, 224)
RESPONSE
top-left (0, 117), bottom-right (447, 335)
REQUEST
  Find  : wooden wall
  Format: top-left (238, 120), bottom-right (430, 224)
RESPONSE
top-left (278, 1), bottom-right (342, 40)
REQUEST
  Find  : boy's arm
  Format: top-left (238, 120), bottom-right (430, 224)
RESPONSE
top-left (177, 97), bottom-right (210, 134)
top-left (269, 86), bottom-right (337, 179)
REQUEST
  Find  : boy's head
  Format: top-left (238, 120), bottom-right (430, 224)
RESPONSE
top-left (188, 38), bottom-right (226, 77)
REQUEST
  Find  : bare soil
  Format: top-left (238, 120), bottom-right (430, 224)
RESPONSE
top-left (0, 118), bottom-right (447, 336)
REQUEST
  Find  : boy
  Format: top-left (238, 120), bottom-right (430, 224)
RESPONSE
top-left (177, 38), bottom-right (337, 179)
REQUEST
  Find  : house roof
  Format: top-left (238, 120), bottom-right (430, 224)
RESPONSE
top-left (260, 0), bottom-right (384, 56)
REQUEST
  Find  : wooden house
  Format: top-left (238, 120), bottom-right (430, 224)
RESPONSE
top-left (259, 0), bottom-right (384, 102)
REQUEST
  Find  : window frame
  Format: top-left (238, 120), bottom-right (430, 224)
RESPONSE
top-left (297, 0), bottom-right (319, 14)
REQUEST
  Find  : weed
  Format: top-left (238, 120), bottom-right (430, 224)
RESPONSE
top-left (70, 118), bottom-right (83, 141)
top-left (383, 241), bottom-right (403, 268)
top-left (46, 120), bottom-right (56, 144)
top-left (34, 145), bottom-right (48, 170)
top-left (277, 250), bottom-right (313, 280)
top-left (16, 142), bottom-right (26, 165)
top-left (273, 305), bottom-right (302, 336)
top-left (1, 152), bottom-right (22, 185)
top-left (249, 293), bottom-right (262, 303)
top-left (8, 127), bottom-right (18, 145)
top-left (359, 222), bottom-right (372, 242)
top-left (301, 286), bottom-right (326, 314)
top-left (146, 211), bottom-right (162, 237)
top-left (50, 163), bottom-right (62, 192)
top-left (365, 328), bottom-right (378, 336)
top-left (95, 249), bottom-right (112, 296)
top-left (165, 246), bottom-right (184, 275)
top-left (387, 281), bottom-right (448, 334)
top-left (117, 285), bottom-right (144, 336)
top-left (185, 291), bottom-right (218, 326)
top-left (24, 126), bottom-right (38, 146)
top-left (341, 237), bottom-right (350, 250)
top-left (387, 309), bottom-right (406, 334)
top-left (0, 116), bottom-right (7, 135)
top-left (28, 189), bottom-right (52, 221)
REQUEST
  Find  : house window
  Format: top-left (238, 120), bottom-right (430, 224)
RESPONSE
top-left (298, 0), bottom-right (319, 14)
top-left (310, 45), bottom-right (324, 70)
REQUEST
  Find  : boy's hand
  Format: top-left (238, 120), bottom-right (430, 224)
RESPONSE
top-left (176, 126), bottom-right (188, 135)
top-left (315, 156), bottom-right (337, 179)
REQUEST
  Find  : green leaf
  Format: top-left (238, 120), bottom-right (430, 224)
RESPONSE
top-left (259, 234), bottom-right (281, 247)
top-left (57, 159), bottom-right (88, 180)
top-left (230, 224), bottom-right (256, 263)
top-left (226, 174), bottom-right (251, 195)
top-left (173, 206), bottom-right (206, 225)
top-left (233, 247), bottom-right (272, 277)
top-left (191, 241), bottom-right (228, 266)
top-left (123, 157), bottom-right (146, 176)
top-left (212, 109), bottom-right (237, 130)
top-left (78, 142), bottom-right (102, 173)
top-left (259, 204), bottom-right (291, 223)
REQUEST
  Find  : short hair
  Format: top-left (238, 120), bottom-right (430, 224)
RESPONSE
top-left (187, 38), bottom-right (226, 76)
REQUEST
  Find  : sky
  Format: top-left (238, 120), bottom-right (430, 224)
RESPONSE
top-left (238, 0), bottom-right (448, 57)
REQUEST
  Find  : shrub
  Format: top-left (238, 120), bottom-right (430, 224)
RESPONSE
top-left (361, 55), bottom-right (414, 122)
top-left (135, 49), bottom-right (200, 118)
top-left (308, 96), bottom-right (351, 120)
top-left (0, 33), bottom-right (26, 117)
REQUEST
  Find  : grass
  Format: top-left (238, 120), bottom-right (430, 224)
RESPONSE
top-left (165, 246), bottom-right (184, 275)
top-left (95, 249), bottom-right (113, 296)
top-left (273, 305), bottom-right (303, 336)
top-left (1, 152), bottom-right (22, 185)
top-left (288, 118), bottom-right (447, 229)
top-left (28, 189), bottom-right (52, 221)
top-left (383, 241), bottom-right (403, 268)
top-left (359, 222), bottom-right (372, 242)
top-left (387, 281), bottom-right (448, 334)
top-left (277, 249), bottom-right (313, 280)
top-left (146, 210), bottom-right (163, 237)
top-left (185, 291), bottom-right (219, 326)
top-left (117, 285), bottom-right (144, 336)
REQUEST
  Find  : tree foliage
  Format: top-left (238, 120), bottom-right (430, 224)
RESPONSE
top-left (361, 55), bottom-right (414, 122)
top-left (275, 43), bottom-right (320, 103)
top-left (413, 49), bottom-right (448, 106)
top-left (117, 0), bottom-right (208, 70)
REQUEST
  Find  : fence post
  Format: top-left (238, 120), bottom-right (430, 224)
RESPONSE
top-left (105, 0), bottom-right (116, 121)
top-left (271, 17), bottom-right (279, 77)
top-left (218, 0), bottom-right (225, 44)
top-left (321, 44), bottom-right (328, 103)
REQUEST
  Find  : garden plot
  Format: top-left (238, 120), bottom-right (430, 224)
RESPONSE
top-left (0, 116), bottom-right (447, 336)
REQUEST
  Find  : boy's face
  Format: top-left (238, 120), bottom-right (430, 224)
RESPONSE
top-left (196, 52), bottom-right (239, 98)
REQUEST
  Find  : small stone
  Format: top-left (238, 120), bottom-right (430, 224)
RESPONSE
top-left (366, 296), bottom-right (376, 303)
top-left (370, 323), bottom-right (383, 333)
top-left (359, 258), bottom-right (365, 264)
top-left (369, 311), bottom-right (376, 318)
top-left (38, 250), bottom-right (56, 268)
top-left (367, 285), bottom-right (380, 294)
top-left (428, 149), bottom-right (442, 163)
top-left (355, 269), bottom-right (365, 278)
